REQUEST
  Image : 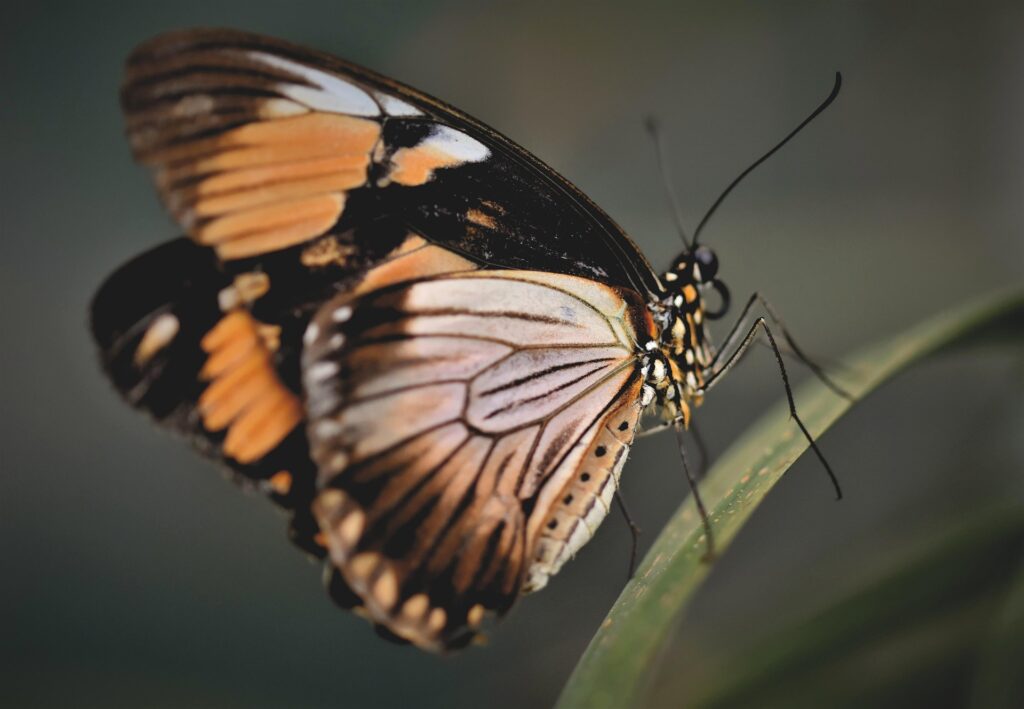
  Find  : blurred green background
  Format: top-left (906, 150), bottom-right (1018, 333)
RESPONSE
top-left (3, 2), bottom-right (1022, 707)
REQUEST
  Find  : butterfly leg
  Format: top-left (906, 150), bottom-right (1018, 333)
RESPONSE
top-left (689, 420), bottom-right (710, 479)
top-left (614, 492), bottom-right (642, 580)
top-left (636, 419), bottom-right (710, 480)
top-left (673, 422), bottom-right (716, 561)
top-left (709, 292), bottom-right (853, 401)
top-left (702, 318), bottom-right (843, 500)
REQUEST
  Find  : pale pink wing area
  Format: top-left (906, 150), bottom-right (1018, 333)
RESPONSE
top-left (301, 271), bottom-right (650, 650)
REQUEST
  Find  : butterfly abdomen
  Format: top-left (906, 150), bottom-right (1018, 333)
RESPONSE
top-left (524, 391), bottom-right (642, 592)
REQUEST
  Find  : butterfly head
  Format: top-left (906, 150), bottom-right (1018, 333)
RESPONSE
top-left (665, 245), bottom-right (717, 285)
top-left (663, 241), bottom-right (730, 308)
top-left (662, 244), bottom-right (731, 323)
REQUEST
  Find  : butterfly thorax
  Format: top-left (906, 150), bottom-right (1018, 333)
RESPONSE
top-left (640, 247), bottom-right (725, 427)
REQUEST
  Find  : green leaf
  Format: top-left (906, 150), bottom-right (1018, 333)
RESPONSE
top-left (969, 546), bottom-right (1024, 709)
top-left (556, 287), bottom-right (1024, 709)
top-left (662, 509), bottom-right (1024, 709)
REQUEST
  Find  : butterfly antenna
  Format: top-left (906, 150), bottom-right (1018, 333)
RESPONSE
top-left (691, 72), bottom-right (843, 247)
top-left (645, 116), bottom-right (692, 248)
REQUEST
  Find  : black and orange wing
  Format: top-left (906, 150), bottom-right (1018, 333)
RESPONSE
top-left (88, 237), bottom-right (327, 553)
top-left (301, 271), bottom-right (652, 650)
top-left (120, 27), bottom-right (662, 294)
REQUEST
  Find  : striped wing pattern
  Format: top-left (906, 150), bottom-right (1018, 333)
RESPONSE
top-left (121, 29), bottom-right (489, 262)
top-left (302, 271), bottom-right (647, 649)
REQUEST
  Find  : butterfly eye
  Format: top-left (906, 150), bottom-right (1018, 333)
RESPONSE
top-left (693, 246), bottom-right (719, 282)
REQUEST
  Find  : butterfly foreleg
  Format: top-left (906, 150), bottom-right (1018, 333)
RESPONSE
top-left (701, 317), bottom-right (843, 500)
top-left (636, 419), bottom-right (710, 481)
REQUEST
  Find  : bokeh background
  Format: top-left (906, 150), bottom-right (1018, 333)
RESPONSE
top-left (4, 2), bottom-right (1022, 707)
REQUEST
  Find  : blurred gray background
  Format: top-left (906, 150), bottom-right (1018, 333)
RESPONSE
top-left (4, 2), bottom-right (1022, 707)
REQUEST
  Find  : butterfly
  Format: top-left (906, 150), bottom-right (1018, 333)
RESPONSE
top-left (91, 28), bottom-right (847, 651)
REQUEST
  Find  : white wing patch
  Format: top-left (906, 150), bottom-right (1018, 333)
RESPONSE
top-left (419, 126), bottom-right (490, 163)
top-left (375, 92), bottom-right (423, 117)
top-left (245, 50), bottom-right (381, 117)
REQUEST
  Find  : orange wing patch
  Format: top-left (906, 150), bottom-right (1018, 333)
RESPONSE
top-left (138, 112), bottom-right (381, 260)
top-left (383, 126), bottom-right (491, 187)
top-left (199, 310), bottom-right (303, 463)
top-left (386, 144), bottom-right (464, 187)
top-left (465, 208), bottom-right (497, 230)
top-left (300, 234), bottom-right (360, 268)
top-left (352, 234), bottom-right (479, 296)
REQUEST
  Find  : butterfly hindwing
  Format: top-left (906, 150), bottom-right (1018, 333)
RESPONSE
top-left (89, 237), bottom-right (300, 472)
top-left (302, 271), bottom-right (650, 649)
top-left (89, 224), bottom-right (485, 558)
top-left (89, 236), bottom-right (333, 553)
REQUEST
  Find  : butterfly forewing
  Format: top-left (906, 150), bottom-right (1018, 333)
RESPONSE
top-left (121, 28), bottom-right (660, 293)
top-left (302, 271), bottom-right (650, 649)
